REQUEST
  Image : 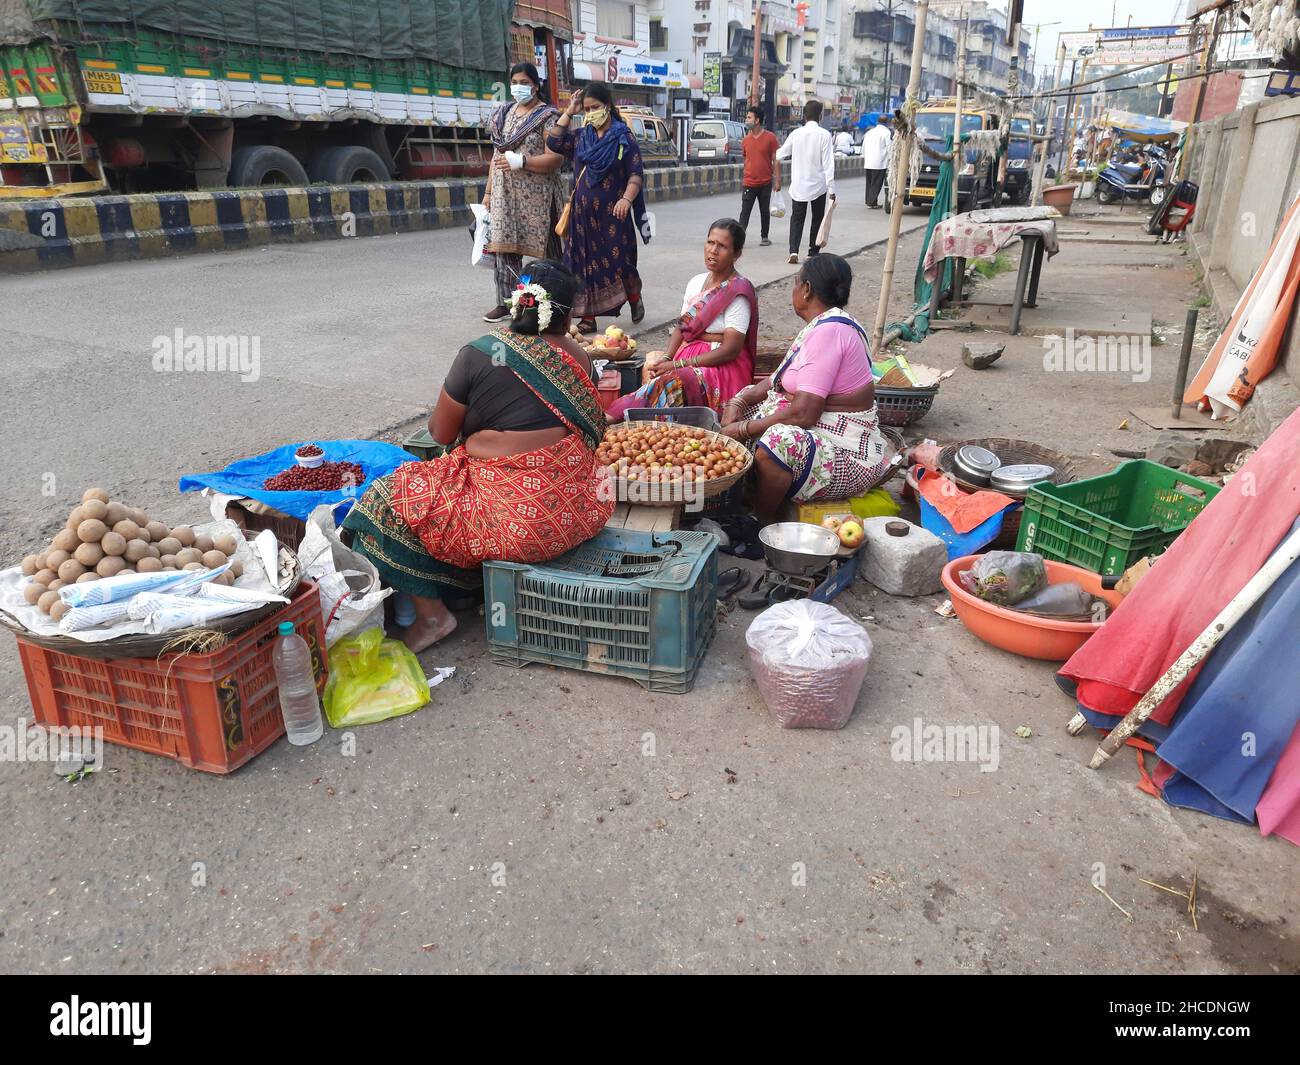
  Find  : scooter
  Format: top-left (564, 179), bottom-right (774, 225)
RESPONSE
top-left (1096, 146), bottom-right (1168, 206)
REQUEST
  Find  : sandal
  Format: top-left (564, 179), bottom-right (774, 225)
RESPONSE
top-left (577, 318), bottom-right (598, 335)
top-left (716, 566), bottom-right (749, 605)
top-left (630, 297), bottom-right (645, 324)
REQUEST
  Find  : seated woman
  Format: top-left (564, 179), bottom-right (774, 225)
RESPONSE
top-left (720, 254), bottom-right (889, 520)
top-left (606, 219), bottom-right (758, 421)
top-left (344, 260), bottom-right (614, 652)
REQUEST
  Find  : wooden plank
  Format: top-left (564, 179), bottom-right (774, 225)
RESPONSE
top-left (604, 502), bottom-right (632, 529)
top-left (621, 504), bottom-right (682, 532)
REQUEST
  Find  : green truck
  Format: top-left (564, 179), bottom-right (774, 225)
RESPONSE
top-left (0, 0), bottom-right (571, 196)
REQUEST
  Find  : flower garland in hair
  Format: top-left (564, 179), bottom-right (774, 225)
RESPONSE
top-left (509, 278), bottom-right (554, 332)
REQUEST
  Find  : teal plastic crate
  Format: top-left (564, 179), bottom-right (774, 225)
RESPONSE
top-left (483, 528), bottom-right (719, 692)
top-left (403, 428), bottom-right (450, 462)
top-left (1017, 460), bottom-right (1219, 575)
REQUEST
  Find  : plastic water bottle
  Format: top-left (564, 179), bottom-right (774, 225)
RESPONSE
top-left (272, 621), bottom-right (323, 745)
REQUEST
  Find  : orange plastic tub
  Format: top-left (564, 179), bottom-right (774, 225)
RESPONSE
top-left (941, 555), bottom-right (1124, 661)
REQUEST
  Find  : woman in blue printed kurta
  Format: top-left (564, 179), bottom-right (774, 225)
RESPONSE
top-left (546, 82), bottom-right (652, 333)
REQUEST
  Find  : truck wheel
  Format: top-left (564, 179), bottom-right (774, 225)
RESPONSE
top-left (307, 146), bottom-right (391, 185)
top-left (229, 146), bottom-right (309, 188)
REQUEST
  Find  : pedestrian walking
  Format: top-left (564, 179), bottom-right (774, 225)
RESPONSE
top-left (776, 99), bottom-right (835, 265)
top-left (738, 105), bottom-right (779, 247)
top-left (480, 62), bottom-right (566, 324)
top-left (861, 113), bottom-right (891, 209)
top-left (547, 83), bottom-right (650, 334)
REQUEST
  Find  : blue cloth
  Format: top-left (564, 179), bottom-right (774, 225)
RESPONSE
top-left (1150, 518), bottom-right (1300, 826)
top-left (179, 439), bottom-right (414, 521)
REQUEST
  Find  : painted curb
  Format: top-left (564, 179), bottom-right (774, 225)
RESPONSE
top-left (0, 157), bottom-right (865, 273)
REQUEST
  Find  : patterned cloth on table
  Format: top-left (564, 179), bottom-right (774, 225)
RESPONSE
top-left (343, 329), bottom-right (613, 600)
top-left (922, 216), bottom-right (1059, 282)
top-left (547, 121), bottom-right (649, 318)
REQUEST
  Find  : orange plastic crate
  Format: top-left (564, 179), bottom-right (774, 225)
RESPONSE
top-left (16, 579), bottom-right (327, 774)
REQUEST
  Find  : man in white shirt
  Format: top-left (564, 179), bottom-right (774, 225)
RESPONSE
top-left (776, 99), bottom-right (836, 264)
top-left (834, 128), bottom-right (854, 154)
top-left (861, 113), bottom-right (892, 209)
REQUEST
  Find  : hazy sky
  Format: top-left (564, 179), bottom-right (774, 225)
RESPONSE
top-left (1020, 0), bottom-right (1194, 78)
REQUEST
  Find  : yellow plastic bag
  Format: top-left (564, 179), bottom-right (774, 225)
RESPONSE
top-left (323, 626), bottom-right (430, 728)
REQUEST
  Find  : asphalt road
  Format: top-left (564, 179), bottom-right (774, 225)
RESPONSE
top-left (0, 176), bottom-right (911, 562)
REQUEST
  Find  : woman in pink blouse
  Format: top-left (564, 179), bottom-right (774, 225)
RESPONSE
top-left (721, 254), bottom-right (889, 518)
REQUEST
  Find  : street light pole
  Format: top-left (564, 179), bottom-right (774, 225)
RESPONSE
top-left (882, 0), bottom-right (893, 112)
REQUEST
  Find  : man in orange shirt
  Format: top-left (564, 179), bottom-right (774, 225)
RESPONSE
top-left (739, 105), bottom-right (780, 247)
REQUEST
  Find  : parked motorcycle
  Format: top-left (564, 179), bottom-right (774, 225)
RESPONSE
top-left (1096, 145), bottom-right (1167, 206)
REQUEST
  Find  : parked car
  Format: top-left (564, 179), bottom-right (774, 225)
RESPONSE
top-left (622, 106), bottom-right (679, 169)
top-left (686, 116), bottom-right (746, 165)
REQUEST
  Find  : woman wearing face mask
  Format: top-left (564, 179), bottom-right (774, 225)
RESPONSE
top-left (480, 63), bottom-right (566, 324)
top-left (546, 82), bottom-right (650, 334)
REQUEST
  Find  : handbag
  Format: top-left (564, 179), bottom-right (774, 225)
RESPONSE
top-left (555, 166), bottom-right (585, 238)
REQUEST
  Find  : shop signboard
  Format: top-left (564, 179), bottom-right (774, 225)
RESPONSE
top-left (703, 52), bottom-right (722, 95)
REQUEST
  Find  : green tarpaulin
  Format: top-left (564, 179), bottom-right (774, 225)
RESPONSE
top-left (3, 0), bottom-right (515, 69)
top-left (890, 135), bottom-right (955, 343)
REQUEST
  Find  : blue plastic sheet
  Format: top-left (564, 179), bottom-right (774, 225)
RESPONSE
top-left (178, 440), bottom-right (414, 521)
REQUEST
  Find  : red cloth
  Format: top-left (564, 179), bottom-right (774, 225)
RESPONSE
top-left (1060, 406), bottom-right (1300, 723)
top-left (743, 129), bottom-right (779, 187)
top-left (915, 466), bottom-right (1016, 534)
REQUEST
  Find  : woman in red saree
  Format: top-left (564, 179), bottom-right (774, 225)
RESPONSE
top-left (606, 219), bottom-right (759, 420)
top-left (344, 261), bottom-right (613, 651)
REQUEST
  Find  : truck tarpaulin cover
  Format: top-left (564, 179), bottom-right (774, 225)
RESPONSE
top-left (3, 1), bottom-right (516, 70)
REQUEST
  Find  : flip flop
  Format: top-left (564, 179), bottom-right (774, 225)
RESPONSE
top-left (577, 318), bottom-right (598, 335)
top-left (738, 575), bottom-right (772, 610)
top-left (716, 566), bottom-right (748, 603)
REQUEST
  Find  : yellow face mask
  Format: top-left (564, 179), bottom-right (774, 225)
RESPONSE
top-left (585, 107), bottom-right (609, 129)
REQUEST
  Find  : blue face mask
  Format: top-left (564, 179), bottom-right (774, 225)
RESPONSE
top-left (510, 84), bottom-right (534, 103)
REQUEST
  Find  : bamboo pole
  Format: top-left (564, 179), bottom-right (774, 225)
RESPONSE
top-left (1089, 525), bottom-right (1300, 769)
top-left (871, 0), bottom-right (930, 355)
top-left (750, 0), bottom-right (764, 109)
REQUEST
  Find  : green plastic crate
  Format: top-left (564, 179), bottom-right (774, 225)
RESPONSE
top-left (483, 528), bottom-right (718, 692)
top-left (403, 428), bottom-right (449, 462)
top-left (1017, 460), bottom-right (1219, 575)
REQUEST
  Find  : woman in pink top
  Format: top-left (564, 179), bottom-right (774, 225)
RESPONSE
top-left (721, 254), bottom-right (888, 518)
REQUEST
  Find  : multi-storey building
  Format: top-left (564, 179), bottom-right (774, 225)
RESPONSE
top-left (572, 1), bottom-right (692, 115)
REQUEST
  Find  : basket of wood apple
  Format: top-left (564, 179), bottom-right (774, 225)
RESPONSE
top-left (597, 422), bottom-right (752, 505)
top-left (1, 487), bottom-right (297, 657)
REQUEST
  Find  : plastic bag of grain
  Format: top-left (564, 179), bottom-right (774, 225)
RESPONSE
top-left (745, 600), bottom-right (873, 729)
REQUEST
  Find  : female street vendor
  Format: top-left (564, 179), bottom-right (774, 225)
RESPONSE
top-left (721, 254), bottom-right (889, 519)
top-left (605, 218), bottom-right (759, 421)
top-left (344, 260), bottom-right (614, 651)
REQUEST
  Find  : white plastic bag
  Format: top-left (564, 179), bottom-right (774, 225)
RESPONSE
top-left (298, 504), bottom-right (392, 645)
top-left (745, 600), bottom-right (873, 729)
top-left (771, 190), bottom-right (787, 218)
top-left (816, 197), bottom-right (836, 249)
top-left (469, 202), bottom-right (493, 268)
